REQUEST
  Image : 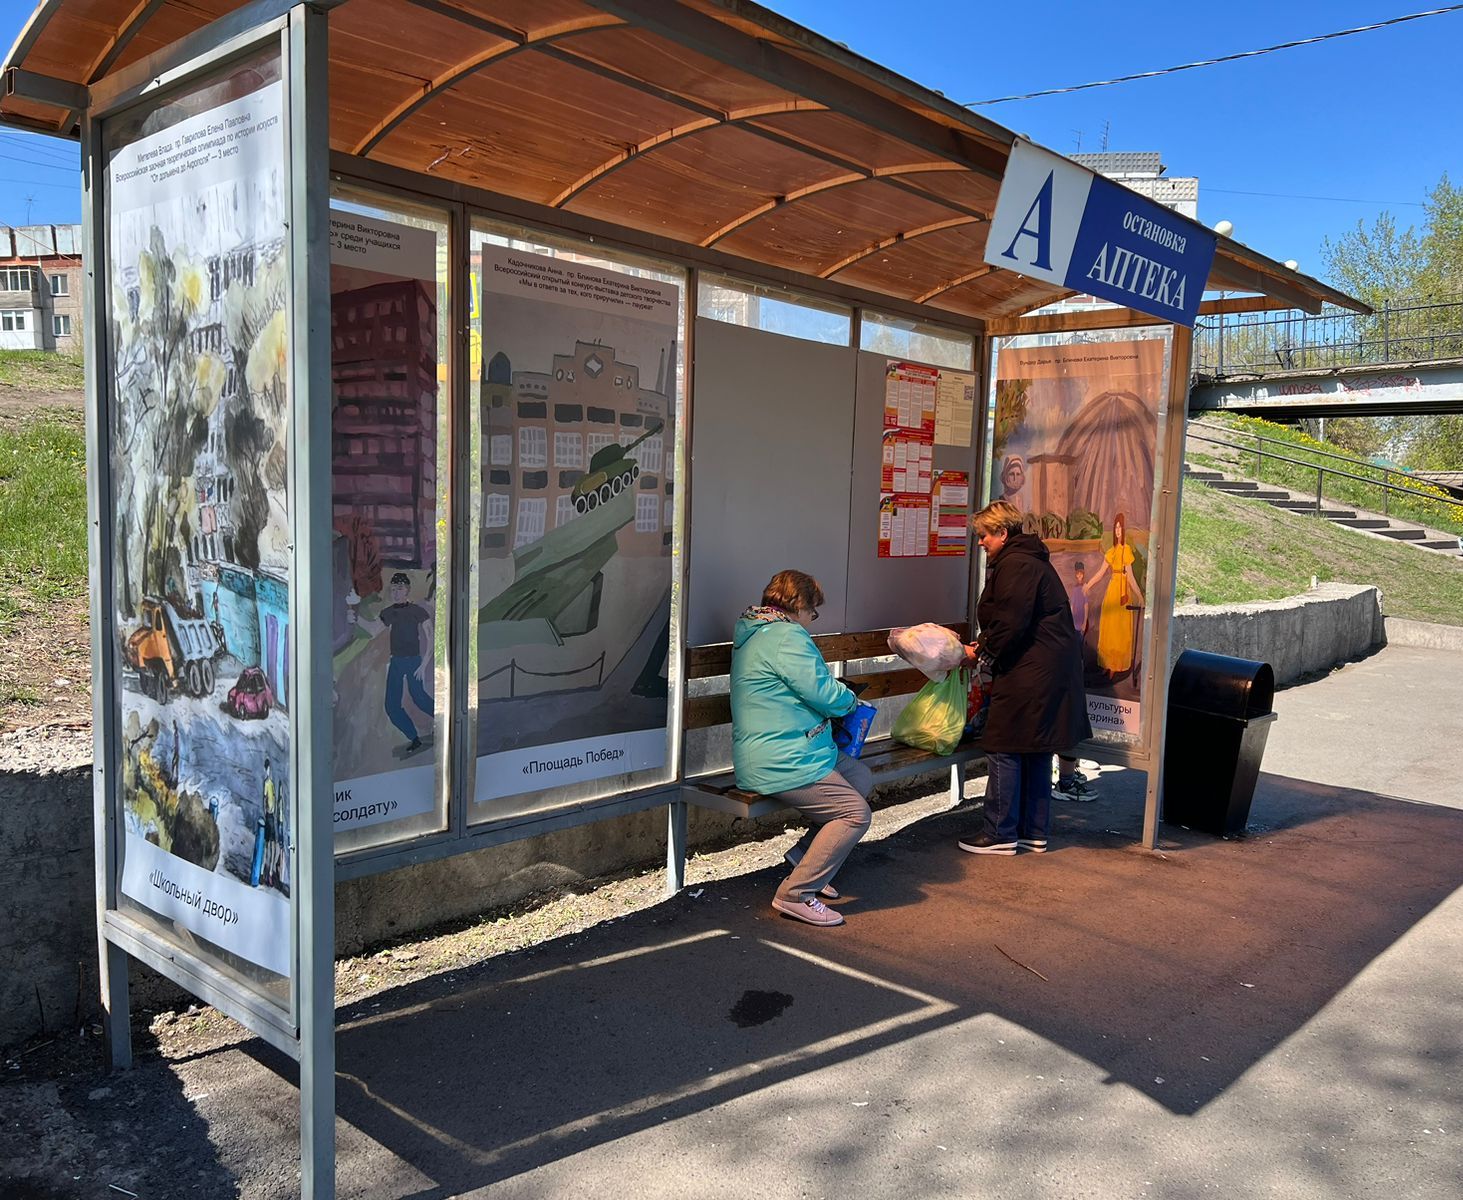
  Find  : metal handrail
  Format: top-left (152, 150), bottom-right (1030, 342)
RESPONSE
top-left (1189, 418), bottom-right (1378, 473)
top-left (1187, 428), bottom-right (1461, 525)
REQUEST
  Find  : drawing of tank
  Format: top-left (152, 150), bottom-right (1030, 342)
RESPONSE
top-left (571, 421), bottom-right (664, 513)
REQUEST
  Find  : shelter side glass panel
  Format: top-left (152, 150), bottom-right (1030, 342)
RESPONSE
top-left (102, 44), bottom-right (295, 1005)
top-left (326, 186), bottom-right (451, 853)
top-left (988, 325), bottom-right (1174, 744)
top-left (466, 221), bottom-right (686, 822)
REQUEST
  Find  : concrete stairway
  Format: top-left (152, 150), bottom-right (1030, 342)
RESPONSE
top-left (1184, 466), bottom-right (1463, 558)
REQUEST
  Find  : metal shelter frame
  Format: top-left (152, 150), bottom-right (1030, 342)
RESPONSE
top-left (3, 2), bottom-right (1367, 1195)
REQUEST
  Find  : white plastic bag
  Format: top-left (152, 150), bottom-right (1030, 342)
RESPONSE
top-left (888, 623), bottom-right (967, 681)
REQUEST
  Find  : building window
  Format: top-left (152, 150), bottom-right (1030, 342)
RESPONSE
top-left (587, 406), bottom-right (616, 424)
top-left (490, 434), bottom-right (513, 466)
top-left (484, 493), bottom-right (510, 528)
top-left (663, 498), bottom-right (674, 530)
top-left (632, 435), bottom-right (664, 474)
top-left (555, 495), bottom-right (578, 527)
top-left (554, 431), bottom-right (583, 468)
top-left (587, 432), bottom-right (615, 458)
top-left (48, 273), bottom-right (68, 297)
top-left (0, 310), bottom-right (29, 332)
top-left (53, 314), bottom-right (72, 337)
top-left (635, 494), bottom-right (660, 533)
top-left (0, 268), bottom-right (31, 291)
top-left (518, 425), bottom-right (547, 468)
top-left (514, 498), bottom-right (547, 548)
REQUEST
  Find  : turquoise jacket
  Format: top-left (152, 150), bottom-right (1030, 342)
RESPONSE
top-left (730, 608), bottom-right (857, 795)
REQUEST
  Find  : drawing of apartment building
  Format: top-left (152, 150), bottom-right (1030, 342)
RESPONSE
top-left (481, 338), bottom-right (674, 559)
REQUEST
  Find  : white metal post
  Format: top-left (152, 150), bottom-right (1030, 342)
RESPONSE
top-left (1140, 325), bottom-right (1194, 848)
top-left (81, 105), bottom-right (132, 1072)
top-left (287, 5), bottom-right (335, 1198)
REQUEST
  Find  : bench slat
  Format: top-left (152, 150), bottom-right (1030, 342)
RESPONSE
top-left (686, 622), bottom-right (967, 679)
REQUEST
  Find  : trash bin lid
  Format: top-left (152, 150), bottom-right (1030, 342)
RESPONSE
top-left (1168, 649), bottom-right (1275, 719)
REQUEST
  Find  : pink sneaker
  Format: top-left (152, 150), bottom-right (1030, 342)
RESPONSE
top-left (771, 895), bottom-right (845, 926)
top-left (783, 846), bottom-right (840, 899)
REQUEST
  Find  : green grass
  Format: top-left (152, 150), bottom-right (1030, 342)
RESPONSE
top-left (0, 418), bottom-right (89, 628)
top-left (1194, 413), bottom-right (1463, 537)
top-left (1178, 479), bottom-right (1463, 625)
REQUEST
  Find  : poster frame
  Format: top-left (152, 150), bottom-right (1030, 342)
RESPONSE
top-left (984, 323), bottom-right (1184, 793)
top-left (85, 6), bottom-right (333, 1067)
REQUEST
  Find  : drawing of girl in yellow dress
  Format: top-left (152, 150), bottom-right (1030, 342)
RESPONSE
top-left (1083, 512), bottom-right (1144, 681)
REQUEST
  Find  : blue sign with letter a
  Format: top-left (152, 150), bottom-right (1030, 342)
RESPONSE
top-left (985, 141), bottom-right (1216, 328)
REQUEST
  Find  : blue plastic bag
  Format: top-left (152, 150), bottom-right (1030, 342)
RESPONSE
top-left (833, 700), bottom-right (877, 758)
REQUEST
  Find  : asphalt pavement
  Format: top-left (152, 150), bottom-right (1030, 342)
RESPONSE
top-left (3, 643), bottom-right (1460, 1199)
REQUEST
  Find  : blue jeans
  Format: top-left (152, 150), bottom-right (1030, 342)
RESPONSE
top-left (983, 751), bottom-right (1054, 842)
top-left (385, 654), bottom-right (434, 741)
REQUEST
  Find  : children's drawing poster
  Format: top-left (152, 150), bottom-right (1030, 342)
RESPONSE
top-left (993, 336), bottom-right (1167, 737)
top-left (328, 209), bottom-right (442, 833)
top-left (474, 245), bottom-right (678, 813)
top-left (106, 53), bottom-right (292, 979)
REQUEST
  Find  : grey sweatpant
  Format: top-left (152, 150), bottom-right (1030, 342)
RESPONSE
top-left (775, 753), bottom-right (873, 904)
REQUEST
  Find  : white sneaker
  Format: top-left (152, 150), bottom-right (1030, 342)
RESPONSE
top-left (772, 895), bottom-right (845, 926)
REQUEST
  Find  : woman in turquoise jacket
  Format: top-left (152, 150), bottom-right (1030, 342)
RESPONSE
top-left (732, 570), bottom-right (871, 927)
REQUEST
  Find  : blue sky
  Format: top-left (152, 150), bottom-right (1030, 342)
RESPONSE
top-left (1, 1), bottom-right (1456, 287)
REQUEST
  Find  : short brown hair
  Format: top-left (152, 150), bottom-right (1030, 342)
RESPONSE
top-left (761, 569), bottom-right (824, 614)
top-left (972, 499), bottom-right (1023, 538)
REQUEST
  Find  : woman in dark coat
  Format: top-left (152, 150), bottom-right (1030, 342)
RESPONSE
top-left (960, 500), bottom-right (1090, 855)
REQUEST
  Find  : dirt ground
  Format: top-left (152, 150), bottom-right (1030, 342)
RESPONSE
top-left (0, 385), bottom-right (90, 734)
top-left (0, 383), bottom-right (83, 428)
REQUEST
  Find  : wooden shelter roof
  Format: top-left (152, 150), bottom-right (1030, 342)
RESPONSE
top-left (2, 0), bottom-right (1367, 323)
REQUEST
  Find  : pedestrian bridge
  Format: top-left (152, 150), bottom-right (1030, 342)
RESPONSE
top-left (1190, 294), bottom-right (1463, 418)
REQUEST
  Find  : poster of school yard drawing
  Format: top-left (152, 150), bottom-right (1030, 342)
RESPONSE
top-left (475, 246), bottom-right (678, 809)
top-left (107, 59), bottom-right (291, 978)
top-left (993, 336), bottom-right (1166, 737)
top-left (328, 210), bottom-right (441, 833)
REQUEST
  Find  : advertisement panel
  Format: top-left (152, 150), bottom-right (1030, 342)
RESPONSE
top-left (105, 51), bottom-right (292, 979)
top-left (992, 335), bottom-right (1169, 738)
top-left (327, 210), bottom-right (443, 834)
top-left (473, 246), bottom-right (679, 811)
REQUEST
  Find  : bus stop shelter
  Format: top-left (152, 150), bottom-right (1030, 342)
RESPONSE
top-left (1, 2), bottom-right (1364, 1195)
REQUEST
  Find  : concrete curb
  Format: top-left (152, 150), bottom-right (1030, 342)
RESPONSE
top-left (1384, 616), bottom-right (1463, 653)
top-left (1170, 583), bottom-right (1384, 686)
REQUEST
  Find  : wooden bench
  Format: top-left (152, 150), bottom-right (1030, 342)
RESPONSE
top-left (666, 623), bottom-right (984, 890)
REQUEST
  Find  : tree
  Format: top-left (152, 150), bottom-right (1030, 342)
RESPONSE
top-left (1319, 174), bottom-right (1463, 470)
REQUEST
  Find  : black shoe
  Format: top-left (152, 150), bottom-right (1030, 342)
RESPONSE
top-left (957, 833), bottom-right (1017, 855)
top-left (406, 738), bottom-right (423, 753)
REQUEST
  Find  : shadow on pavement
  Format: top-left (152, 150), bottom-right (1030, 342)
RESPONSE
top-left (297, 765), bottom-right (1463, 1198)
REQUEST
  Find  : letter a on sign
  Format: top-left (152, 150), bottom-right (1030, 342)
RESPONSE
top-left (1001, 171), bottom-right (1055, 271)
top-left (984, 140), bottom-right (1094, 288)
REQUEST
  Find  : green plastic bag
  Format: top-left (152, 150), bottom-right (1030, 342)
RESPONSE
top-left (892, 667), bottom-right (969, 755)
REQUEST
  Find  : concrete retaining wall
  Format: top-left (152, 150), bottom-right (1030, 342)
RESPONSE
top-left (1170, 583), bottom-right (1385, 686)
top-left (1383, 616), bottom-right (1463, 653)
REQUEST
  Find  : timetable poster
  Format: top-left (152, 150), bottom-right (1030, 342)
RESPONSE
top-left (930, 470), bottom-right (970, 556)
top-left (878, 494), bottom-right (931, 558)
top-left (884, 361), bottom-right (938, 434)
top-left (881, 429), bottom-right (933, 495)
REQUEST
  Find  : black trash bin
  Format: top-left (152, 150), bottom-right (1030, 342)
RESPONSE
top-left (1162, 650), bottom-right (1277, 836)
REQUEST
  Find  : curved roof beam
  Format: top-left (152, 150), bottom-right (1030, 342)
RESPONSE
top-left (550, 99), bottom-right (826, 208)
top-left (816, 216), bottom-right (983, 279)
top-left (700, 162), bottom-right (977, 249)
top-left (696, 172), bottom-right (866, 246)
top-left (352, 11), bottom-right (624, 156)
top-left (916, 266), bottom-right (996, 305)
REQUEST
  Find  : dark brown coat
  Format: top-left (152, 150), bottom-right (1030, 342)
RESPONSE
top-left (977, 532), bottom-right (1091, 753)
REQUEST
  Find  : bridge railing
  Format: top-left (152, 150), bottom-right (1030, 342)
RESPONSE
top-left (1193, 293), bottom-right (1463, 378)
top-left (1187, 418), bottom-right (1463, 537)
